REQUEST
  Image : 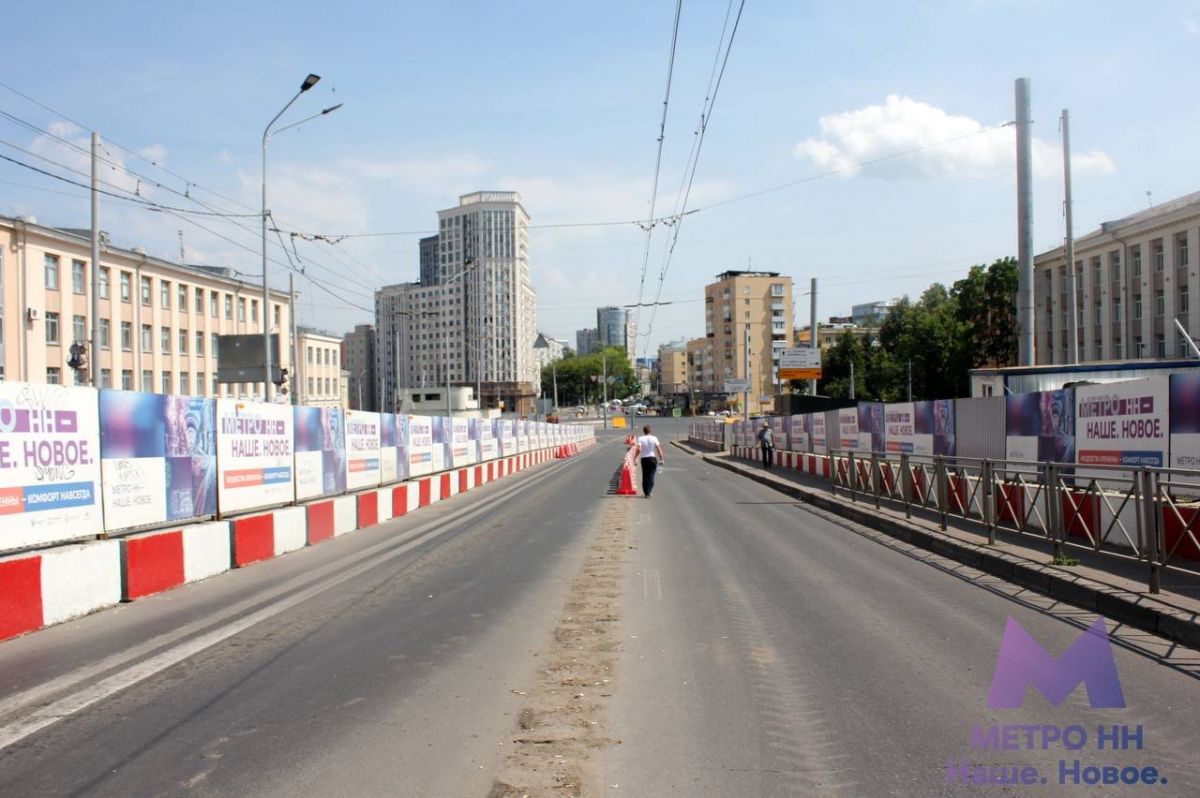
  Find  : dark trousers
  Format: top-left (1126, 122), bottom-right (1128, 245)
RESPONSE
top-left (641, 457), bottom-right (658, 496)
top-left (761, 446), bottom-right (774, 469)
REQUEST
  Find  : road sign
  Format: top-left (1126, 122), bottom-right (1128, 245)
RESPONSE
top-left (672, 407), bottom-right (682, 418)
top-left (779, 348), bottom-right (822, 380)
top-left (724, 378), bottom-right (751, 393)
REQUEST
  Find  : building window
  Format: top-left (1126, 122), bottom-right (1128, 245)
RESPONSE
top-left (194, 287), bottom-right (204, 314)
top-left (1153, 239), bottom-right (1164, 272)
top-left (179, 328), bottom-right (188, 353)
top-left (1092, 257), bottom-right (1101, 287)
top-left (142, 324), bottom-right (153, 352)
top-left (121, 370), bottom-right (133, 390)
top-left (1176, 233), bottom-right (1189, 268)
top-left (1155, 290), bottom-right (1165, 317)
top-left (1156, 334), bottom-right (1166, 358)
top-left (1133, 295), bottom-right (1142, 320)
top-left (100, 368), bottom-right (111, 389)
top-left (178, 284), bottom-right (187, 312)
top-left (274, 304), bottom-right (281, 327)
top-left (161, 280), bottom-right (171, 309)
top-left (1181, 292), bottom-right (1191, 314)
top-left (1113, 297), bottom-right (1121, 322)
top-left (212, 374), bottom-right (219, 395)
top-left (180, 372), bottom-right (190, 396)
top-left (73, 315), bottom-right (86, 344)
top-left (211, 334), bottom-right (219, 358)
top-left (308, 377), bottom-right (314, 395)
top-left (324, 349), bottom-right (331, 365)
top-left (120, 321), bottom-right (132, 350)
top-left (250, 300), bottom-right (258, 323)
top-left (196, 373), bottom-right (204, 395)
top-left (210, 290), bottom-right (219, 317)
top-left (162, 372), bottom-right (172, 395)
top-left (99, 318), bottom-right (110, 349)
top-left (117, 271), bottom-right (130, 302)
top-left (141, 276), bottom-right (152, 306)
top-left (196, 331), bottom-right (204, 356)
top-left (142, 370), bottom-right (153, 392)
top-left (225, 295), bottom-right (233, 320)
top-left (46, 367), bottom-right (61, 384)
top-left (44, 254), bottom-right (60, 290)
top-left (161, 326), bottom-right (171, 352)
top-left (1132, 246), bottom-right (1141, 276)
top-left (99, 266), bottom-right (110, 299)
top-left (45, 311), bottom-right (60, 343)
top-left (1110, 250), bottom-right (1121, 280)
top-left (72, 260), bottom-right (86, 294)
top-left (238, 298), bottom-right (246, 322)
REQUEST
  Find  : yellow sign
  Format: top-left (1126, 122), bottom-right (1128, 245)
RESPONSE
top-left (779, 367), bottom-right (822, 380)
top-left (612, 416), bottom-right (628, 428)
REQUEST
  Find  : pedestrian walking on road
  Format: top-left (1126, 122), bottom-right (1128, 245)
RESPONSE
top-left (636, 425), bottom-right (665, 498)
top-left (757, 420), bottom-right (775, 470)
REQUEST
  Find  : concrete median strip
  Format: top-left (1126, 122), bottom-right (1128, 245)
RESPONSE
top-left (673, 441), bottom-right (1200, 649)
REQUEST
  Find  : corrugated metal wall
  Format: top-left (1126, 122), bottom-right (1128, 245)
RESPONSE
top-left (955, 397), bottom-right (1005, 460)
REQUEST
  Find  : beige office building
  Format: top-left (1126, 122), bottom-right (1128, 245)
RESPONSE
top-left (297, 327), bottom-right (347, 408)
top-left (1035, 191), bottom-right (1199, 364)
top-left (703, 270), bottom-right (794, 414)
top-left (1, 216), bottom-right (291, 397)
top-left (686, 336), bottom-right (714, 395)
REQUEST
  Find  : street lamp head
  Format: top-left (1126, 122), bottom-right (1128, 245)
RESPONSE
top-left (301, 74), bottom-right (321, 92)
top-left (321, 103), bottom-right (344, 115)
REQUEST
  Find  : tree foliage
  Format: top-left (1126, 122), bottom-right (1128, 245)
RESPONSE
top-left (540, 347), bottom-right (639, 405)
top-left (812, 257), bottom-right (1017, 401)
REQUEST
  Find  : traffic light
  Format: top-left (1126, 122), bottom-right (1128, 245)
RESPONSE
top-left (66, 342), bottom-right (87, 373)
top-left (276, 367), bottom-right (289, 394)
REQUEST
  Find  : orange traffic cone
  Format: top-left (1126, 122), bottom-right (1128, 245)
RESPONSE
top-left (616, 458), bottom-right (638, 495)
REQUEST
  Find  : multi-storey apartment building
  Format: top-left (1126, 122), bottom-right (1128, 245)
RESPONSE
top-left (0, 216), bottom-right (290, 397)
top-left (1035, 191), bottom-right (1199, 364)
top-left (375, 191), bottom-right (538, 414)
top-left (297, 327), bottom-right (346, 408)
top-left (686, 336), bottom-right (714, 396)
top-left (703, 270), bottom-right (794, 415)
top-left (657, 340), bottom-right (689, 395)
top-left (576, 327), bottom-right (599, 355)
top-left (343, 323), bottom-right (376, 410)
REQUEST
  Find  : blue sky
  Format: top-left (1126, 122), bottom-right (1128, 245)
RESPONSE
top-left (2, 0), bottom-right (1198, 358)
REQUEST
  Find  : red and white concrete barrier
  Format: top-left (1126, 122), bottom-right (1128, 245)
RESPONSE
top-left (0, 540), bottom-right (122, 642)
top-left (230, 506), bottom-right (307, 568)
top-left (120, 521), bottom-right (232, 601)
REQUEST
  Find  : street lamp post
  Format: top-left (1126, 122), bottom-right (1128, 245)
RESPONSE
top-left (261, 73), bottom-right (342, 402)
top-left (443, 259), bottom-right (478, 423)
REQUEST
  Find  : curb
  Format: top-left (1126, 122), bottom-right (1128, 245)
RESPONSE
top-left (674, 441), bottom-right (1200, 649)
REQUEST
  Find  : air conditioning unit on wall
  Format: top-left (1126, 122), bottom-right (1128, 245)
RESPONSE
top-left (25, 308), bottom-right (39, 321)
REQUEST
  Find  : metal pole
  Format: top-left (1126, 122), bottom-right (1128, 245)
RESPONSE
top-left (906, 359), bottom-right (912, 401)
top-left (476, 258), bottom-right (482, 410)
top-left (1063, 109), bottom-right (1078, 364)
top-left (444, 302), bottom-right (451, 422)
top-left (743, 325), bottom-right (750, 417)
top-left (1015, 77), bottom-right (1035, 366)
top-left (289, 271), bottom-right (299, 405)
top-left (262, 125), bottom-right (273, 403)
top-left (358, 370), bottom-right (364, 410)
top-left (394, 325), bottom-right (401, 412)
top-left (849, 360), bottom-right (856, 400)
top-left (602, 352), bottom-right (608, 429)
top-left (552, 360), bottom-right (558, 410)
top-left (809, 277), bottom-right (818, 396)
top-left (90, 132), bottom-right (100, 388)
top-left (1175, 317), bottom-right (1200, 358)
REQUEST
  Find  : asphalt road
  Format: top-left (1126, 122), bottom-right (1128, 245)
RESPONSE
top-left (1, 417), bottom-right (1198, 797)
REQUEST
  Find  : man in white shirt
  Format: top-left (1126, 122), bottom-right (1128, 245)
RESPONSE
top-left (635, 425), bottom-right (665, 498)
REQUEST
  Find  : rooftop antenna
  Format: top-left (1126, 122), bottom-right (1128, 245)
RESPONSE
top-left (178, 230), bottom-right (185, 263)
top-left (1146, 191), bottom-right (1153, 208)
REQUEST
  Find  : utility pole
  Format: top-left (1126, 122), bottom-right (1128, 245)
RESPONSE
top-left (1062, 108), bottom-right (1078, 365)
top-left (743, 325), bottom-right (751, 418)
top-left (90, 132), bottom-right (100, 388)
top-left (849, 360), bottom-right (856, 401)
top-left (809, 277), bottom-right (818, 396)
top-left (906, 359), bottom-right (912, 401)
top-left (601, 352), bottom-right (608, 429)
top-left (1015, 77), bottom-right (1035, 366)
top-left (289, 271), bottom-right (299, 405)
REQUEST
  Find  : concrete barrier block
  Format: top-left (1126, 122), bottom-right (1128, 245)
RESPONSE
top-left (40, 540), bottom-right (121, 626)
top-left (182, 521), bottom-right (232, 582)
top-left (376, 488), bottom-right (393, 523)
top-left (333, 495), bottom-right (357, 535)
top-left (306, 499), bottom-right (336, 544)
top-left (273, 506), bottom-right (307, 555)
top-left (0, 554), bottom-right (44, 641)
top-left (356, 490), bottom-right (378, 528)
top-left (121, 529), bottom-right (185, 601)
top-left (231, 512), bottom-right (275, 567)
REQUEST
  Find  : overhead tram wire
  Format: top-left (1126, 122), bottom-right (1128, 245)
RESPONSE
top-left (631, 0), bottom-right (685, 344)
top-left (642, 0), bottom-right (747, 345)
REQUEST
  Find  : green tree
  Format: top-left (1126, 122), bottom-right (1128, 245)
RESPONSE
top-left (541, 347), bottom-right (638, 404)
top-left (952, 257), bottom-right (1018, 368)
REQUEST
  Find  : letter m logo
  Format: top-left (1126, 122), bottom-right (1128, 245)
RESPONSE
top-left (987, 617), bottom-right (1125, 708)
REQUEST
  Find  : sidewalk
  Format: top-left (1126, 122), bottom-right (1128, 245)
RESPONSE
top-left (674, 441), bottom-right (1200, 648)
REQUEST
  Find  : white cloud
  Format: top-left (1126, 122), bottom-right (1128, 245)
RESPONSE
top-left (138, 143), bottom-right (167, 165)
top-left (1186, 18), bottom-right (1200, 35)
top-left (795, 95), bottom-right (1115, 180)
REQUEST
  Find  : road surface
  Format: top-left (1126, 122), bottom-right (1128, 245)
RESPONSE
top-left (1, 418), bottom-right (1197, 796)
